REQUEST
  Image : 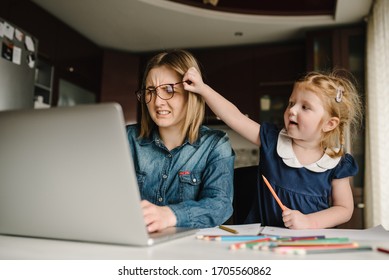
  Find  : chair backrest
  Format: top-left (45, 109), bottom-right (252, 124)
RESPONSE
top-left (232, 165), bottom-right (259, 224)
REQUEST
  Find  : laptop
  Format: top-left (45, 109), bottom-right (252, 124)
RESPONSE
top-left (0, 103), bottom-right (196, 246)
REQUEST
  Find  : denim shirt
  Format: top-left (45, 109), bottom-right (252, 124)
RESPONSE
top-left (126, 124), bottom-right (235, 228)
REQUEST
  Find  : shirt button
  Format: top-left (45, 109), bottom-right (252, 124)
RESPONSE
top-left (158, 197), bottom-right (163, 202)
top-left (167, 154), bottom-right (172, 158)
top-left (192, 178), bottom-right (197, 183)
top-left (162, 174), bottom-right (168, 179)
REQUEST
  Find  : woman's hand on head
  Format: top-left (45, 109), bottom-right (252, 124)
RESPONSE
top-left (141, 200), bottom-right (177, 233)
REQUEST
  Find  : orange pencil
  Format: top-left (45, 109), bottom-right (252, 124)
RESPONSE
top-left (262, 175), bottom-right (286, 211)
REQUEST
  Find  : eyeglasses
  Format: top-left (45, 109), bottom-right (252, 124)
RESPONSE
top-left (135, 81), bottom-right (186, 104)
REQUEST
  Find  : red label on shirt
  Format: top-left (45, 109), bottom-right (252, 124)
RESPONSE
top-left (179, 171), bottom-right (190, 175)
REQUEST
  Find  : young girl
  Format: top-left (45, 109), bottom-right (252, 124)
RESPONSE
top-left (184, 68), bottom-right (363, 229)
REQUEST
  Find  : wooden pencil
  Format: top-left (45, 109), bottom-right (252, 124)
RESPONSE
top-left (262, 175), bottom-right (286, 211)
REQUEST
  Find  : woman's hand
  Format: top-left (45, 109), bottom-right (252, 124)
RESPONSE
top-left (141, 200), bottom-right (177, 232)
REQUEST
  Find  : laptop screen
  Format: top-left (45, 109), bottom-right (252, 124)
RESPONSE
top-left (0, 103), bottom-right (153, 245)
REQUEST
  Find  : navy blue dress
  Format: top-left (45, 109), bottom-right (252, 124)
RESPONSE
top-left (246, 123), bottom-right (358, 227)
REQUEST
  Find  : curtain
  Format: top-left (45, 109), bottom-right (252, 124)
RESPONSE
top-left (365, 0), bottom-right (389, 229)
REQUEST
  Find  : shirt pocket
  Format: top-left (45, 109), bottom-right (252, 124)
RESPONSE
top-left (178, 171), bottom-right (202, 201)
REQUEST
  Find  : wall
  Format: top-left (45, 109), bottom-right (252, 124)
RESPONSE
top-left (0, 0), bottom-right (103, 103)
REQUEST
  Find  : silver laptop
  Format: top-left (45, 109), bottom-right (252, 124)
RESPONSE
top-left (0, 103), bottom-right (196, 246)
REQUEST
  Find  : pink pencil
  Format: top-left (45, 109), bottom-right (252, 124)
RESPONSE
top-left (229, 237), bottom-right (272, 250)
top-left (262, 175), bottom-right (286, 211)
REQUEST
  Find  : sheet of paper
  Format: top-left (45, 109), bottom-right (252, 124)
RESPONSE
top-left (12, 46), bottom-right (21, 65)
top-left (3, 22), bottom-right (14, 40)
top-left (196, 223), bottom-right (262, 236)
top-left (260, 224), bottom-right (389, 241)
top-left (25, 35), bottom-right (35, 52)
top-left (15, 29), bottom-right (24, 41)
top-left (0, 21), bottom-right (4, 38)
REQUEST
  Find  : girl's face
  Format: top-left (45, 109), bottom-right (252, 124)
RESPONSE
top-left (145, 66), bottom-right (188, 132)
top-left (283, 83), bottom-right (328, 144)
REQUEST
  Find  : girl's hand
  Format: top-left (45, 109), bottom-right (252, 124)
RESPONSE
top-left (141, 200), bottom-right (177, 232)
top-left (282, 207), bottom-right (311, 229)
top-left (183, 67), bottom-right (207, 95)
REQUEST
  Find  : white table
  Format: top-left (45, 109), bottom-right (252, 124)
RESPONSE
top-left (1, 233), bottom-right (389, 260)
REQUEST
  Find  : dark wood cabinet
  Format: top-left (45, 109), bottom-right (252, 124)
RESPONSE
top-left (193, 47), bottom-right (256, 123)
top-left (100, 50), bottom-right (140, 124)
top-left (254, 44), bottom-right (305, 129)
top-left (306, 25), bottom-right (366, 229)
top-left (192, 42), bottom-right (305, 125)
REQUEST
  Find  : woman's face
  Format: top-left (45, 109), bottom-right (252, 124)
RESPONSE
top-left (145, 66), bottom-right (188, 132)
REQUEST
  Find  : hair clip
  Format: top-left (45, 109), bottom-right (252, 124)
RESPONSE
top-left (335, 86), bottom-right (344, 103)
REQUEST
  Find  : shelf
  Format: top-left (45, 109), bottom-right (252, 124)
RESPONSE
top-left (34, 58), bottom-right (53, 108)
top-left (34, 83), bottom-right (51, 91)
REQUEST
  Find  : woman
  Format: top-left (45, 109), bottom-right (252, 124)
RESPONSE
top-left (127, 50), bottom-right (235, 232)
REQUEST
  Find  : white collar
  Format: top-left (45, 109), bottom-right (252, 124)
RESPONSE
top-left (276, 129), bottom-right (341, 173)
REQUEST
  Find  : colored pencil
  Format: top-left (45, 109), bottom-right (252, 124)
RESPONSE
top-left (275, 237), bottom-right (350, 246)
top-left (227, 236), bottom-right (331, 250)
top-left (274, 245), bottom-right (372, 255)
top-left (279, 242), bottom-right (357, 249)
top-left (218, 225), bottom-right (239, 234)
top-left (377, 247), bottom-right (389, 254)
top-left (262, 175), bottom-right (286, 211)
top-left (276, 235), bottom-right (326, 241)
top-left (198, 235), bottom-right (268, 241)
top-left (253, 243), bottom-right (356, 252)
top-left (250, 238), bottom-right (351, 251)
top-left (229, 237), bottom-right (273, 250)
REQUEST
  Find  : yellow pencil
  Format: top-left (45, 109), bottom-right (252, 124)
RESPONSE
top-left (219, 225), bottom-right (239, 234)
top-left (262, 175), bottom-right (286, 211)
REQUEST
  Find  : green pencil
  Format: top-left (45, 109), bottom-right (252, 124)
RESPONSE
top-left (276, 237), bottom-right (350, 246)
top-left (278, 246), bottom-right (373, 255)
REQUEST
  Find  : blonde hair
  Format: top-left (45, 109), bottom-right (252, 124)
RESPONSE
top-left (138, 49), bottom-right (205, 143)
top-left (295, 70), bottom-right (363, 157)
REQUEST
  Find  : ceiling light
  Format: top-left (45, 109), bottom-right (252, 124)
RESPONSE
top-left (203, 0), bottom-right (219, 7)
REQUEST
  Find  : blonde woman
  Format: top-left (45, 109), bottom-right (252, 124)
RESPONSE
top-left (127, 50), bottom-right (234, 232)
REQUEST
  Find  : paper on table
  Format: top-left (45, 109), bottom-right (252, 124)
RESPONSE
top-left (260, 225), bottom-right (389, 241)
top-left (196, 223), bottom-right (262, 236)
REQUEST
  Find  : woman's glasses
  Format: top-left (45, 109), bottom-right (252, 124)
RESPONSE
top-left (135, 81), bottom-right (186, 104)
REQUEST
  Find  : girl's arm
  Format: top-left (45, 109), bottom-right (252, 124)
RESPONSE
top-left (184, 67), bottom-right (261, 146)
top-left (282, 177), bottom-right (354, 229)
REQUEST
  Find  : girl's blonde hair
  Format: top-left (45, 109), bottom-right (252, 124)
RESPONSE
top-left (296, 70), bottom-right (363, 158)
top-left (138, 49), bottom-right (205, 143)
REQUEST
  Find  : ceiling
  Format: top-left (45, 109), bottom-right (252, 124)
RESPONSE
top-left (31, 0), bottom-right (372, 53)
